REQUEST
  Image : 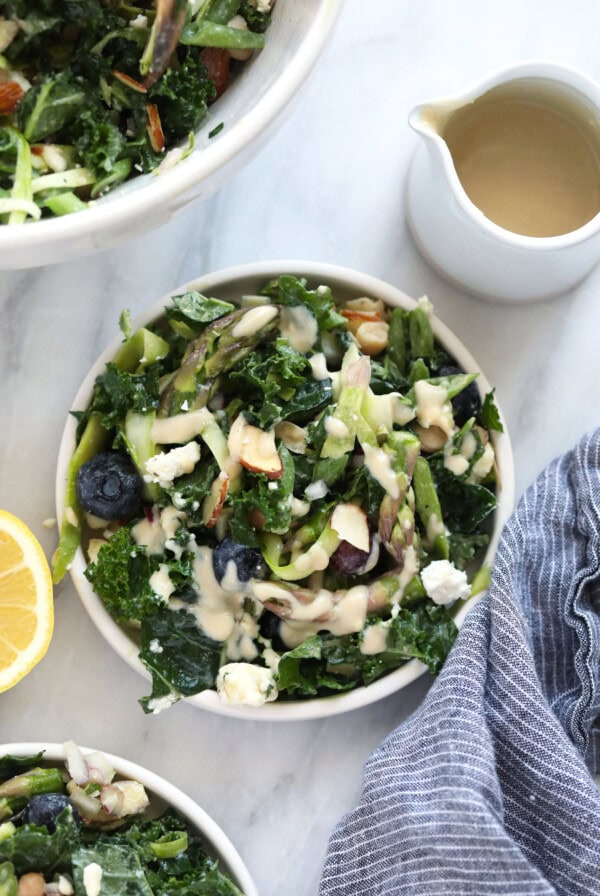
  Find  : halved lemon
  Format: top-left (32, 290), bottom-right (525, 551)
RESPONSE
top-left (0, 510), bottom-right (54, 692)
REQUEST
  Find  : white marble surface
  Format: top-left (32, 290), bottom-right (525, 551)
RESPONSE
top-left (2, 1), bottom-right (600, 894)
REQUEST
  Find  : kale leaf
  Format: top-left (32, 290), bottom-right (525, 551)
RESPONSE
top-left (85, 527), bottom-right (164, 622)
top-left (17, 75), bottom-right (87, 142)
top-left (89, 363), bottom-right (160, 430)
top-left (478, 388), bottom-right (504, 432)
top-left (228, 446), bottom-right (295, 545)
top-left (263, 275), bottom-right (346, 331)
top-left (149, 54), bottom-right (216, 141)
top-left (276, 603), bottom-right (458, 697)
top-left (71, 842), bottom-right (153, 896)
top-left (0, 808), bottom-right (79, 874)
top-left (139, 609), bottom-right (223, 712)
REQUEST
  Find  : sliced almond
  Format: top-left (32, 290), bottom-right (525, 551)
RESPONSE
top-left (345, 296), bottom-right (386, 316)
top-left (330, 503), bottom-right (370, 553)
top-left (414, 423), bottom-right (447, 453)
top-left (112, 70), bottom-right (147, 93)
top-left (275, 421), bottom-right (308, 455)
top-left (202, 471), bottom-right (229, 527)
top-left (237, 421), bottom-right (283, 479)
top-left (341, 308), bottom-right (381, 335)
top-left (146, 102), bottom-right (165, 152)
top-left (355, 321), bottom-right (389, 356)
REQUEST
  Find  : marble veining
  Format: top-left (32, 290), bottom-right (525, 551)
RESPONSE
top-left (2, 2), bottom-right (600, 894)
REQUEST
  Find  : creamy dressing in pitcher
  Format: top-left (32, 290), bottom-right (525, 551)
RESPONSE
top-left (443, 84), bottom-right (600, 237)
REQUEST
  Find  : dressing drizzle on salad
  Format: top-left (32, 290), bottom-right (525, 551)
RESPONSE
top-left (54, 276), bottom-right (503, 711)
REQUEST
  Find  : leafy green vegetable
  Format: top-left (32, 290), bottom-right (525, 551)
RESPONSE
top-left (0, 809), bottom-right (79, 875)
top-left (166, 291), bottom-right (236, 327)
top-left (139, 609), bottom-right (224, 712)
top-left (228, 446), bottom-right (295, 545)
top-left (84, 526), bottom-right (165, 622)
top-left (264, 275), bottom-right (346, 331)
top-left (88, 363), bottom-right (160, 430)
top-left (72, 842), bottom-right (153, 896)
top-left (17, 75), bottom-right (86, 142)
top-left (0, 0), bottom-right (274, 221)
top-left (276, 604), bottom-right (458, 697)
top-left (479, 388), bottom-right (504, 432)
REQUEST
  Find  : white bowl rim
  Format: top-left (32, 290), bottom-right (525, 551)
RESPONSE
top-left (0, 0), bottom-right (343, 255)
top-left (0, 741), bottom-right (258, 896)
top-left (56, 259), bottom-right (516, 721)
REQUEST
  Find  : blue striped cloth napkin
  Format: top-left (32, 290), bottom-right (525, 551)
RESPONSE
top-left (320, 430), bottom-right (600, 895)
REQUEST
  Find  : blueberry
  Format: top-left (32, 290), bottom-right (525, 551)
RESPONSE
top-left (213, 538), bottom-right (263, 584)
top-left (76, 451), bottom-right (142, 520)
top-left (258, 610), bottom-right (281, 643)
top-left (24, 793), bottom-right (80, 832)
top-left (438, 364), bottom-right (481, 427)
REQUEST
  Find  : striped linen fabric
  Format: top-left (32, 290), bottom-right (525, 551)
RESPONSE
top-left (320, 430), bottom-right (600, 895)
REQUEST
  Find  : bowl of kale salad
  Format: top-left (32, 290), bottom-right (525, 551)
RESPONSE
top-left (0, 740), bottom-right (258, 894)
top-left (0, 0), bottom-right (341, 268)
top-left (53, 261), bottom-right (515, 721)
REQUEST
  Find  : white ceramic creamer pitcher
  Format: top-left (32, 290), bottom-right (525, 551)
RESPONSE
top-left (406, 62), bottom-right (600, 303)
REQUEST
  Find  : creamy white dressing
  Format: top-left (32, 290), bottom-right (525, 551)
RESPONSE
top-left (151, 408), bottom-right (214, 444)
top-left (188, 545), bottom-right (244, 642)
top-left (279, 585), bottom-right (369, 648)
top-left (469, 441), bottom-right (495, 483)
top-left (444, 453), bottom-right (470, 476)
top-left (149, 564), bottom-right (175, 602)
top-left (390, 545), bottom-right (420, 617)
top-left (131, 512), bottom-right (165, 555)
top-left (360, 621), bottom-right (390, 655)
top-left (290, 497), bottom-right (310, 518)
top-left (308, 352), bottom-right (330, 380)
top-left (226, 612), bottom-right (260, 662)
top-left (362, 444), bottom-right (399, 499)
top-left (426, 512), bottom-right (447, 544)
top-left (279, 305), bottom-right (318, 353)
top-left (461, 430), bottom-right (477, 459)
top-left (324, 416), bottom-right (350, 438)
top-left (414, 380), bottom-right (455, 436)
top-left (232, 305), bottom-right (278, 338)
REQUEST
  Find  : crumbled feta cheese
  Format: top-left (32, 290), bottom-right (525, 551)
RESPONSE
top-left (249, 0), bottom-right (273, 13)
top-left (144, 442), bottom-right (200, 487)
top-left (58, 875), bottom-right (74, 895)
top-left (216, 663), bottom-right (278, 707)
top-left (305, 479), bottom-right (328, 501)
top-left (468, 441), bottom-right (495, 483)
top-left (83, 863), bottom-right (103, 896)
top-left (149, 638), bottom-right (163, 654)
top-left (146, 692), bottom-right (179, 714)
top-left (65, 506), bottom-right (79, 528)
top-left (421, 560), bottom-right (471, 606)
top-left (129, 13), bottom-right (148, 28)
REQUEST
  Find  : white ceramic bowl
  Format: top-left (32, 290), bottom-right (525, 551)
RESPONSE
top-left (0, 2), bottom-right (341, 270)
top-left (56, 260), bottom-right (515, 721)
top-left (0, 742), bottom-right (258, 895)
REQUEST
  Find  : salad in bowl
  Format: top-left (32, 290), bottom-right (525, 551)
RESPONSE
top-left (54, 262), bottom-right (514, 720)
top-left (0, 741), bottom-right (256, 894)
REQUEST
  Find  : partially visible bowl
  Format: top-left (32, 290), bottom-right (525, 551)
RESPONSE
top-left (55, 260), bottom-right (515, 721)
top-left (0, 741), bottom-right (258, 895)
top-left (0, 2), bottom-right (341, 270)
